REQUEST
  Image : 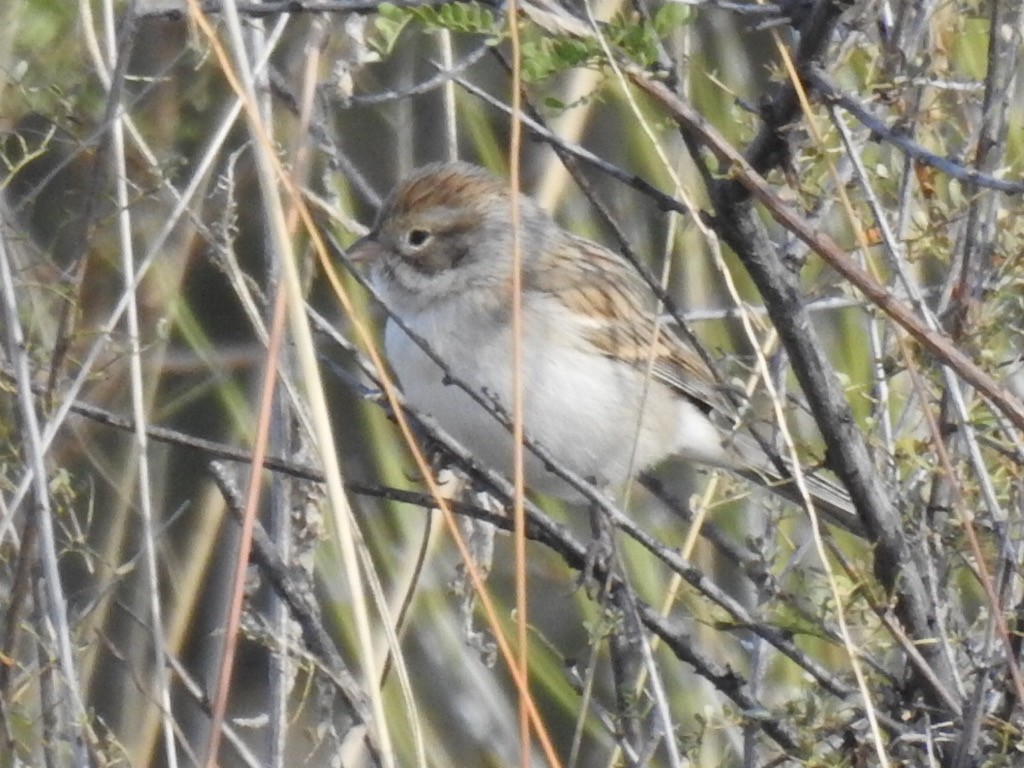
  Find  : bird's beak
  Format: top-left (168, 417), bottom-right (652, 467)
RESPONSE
top-left (346, 232), bottom-right (386, 266)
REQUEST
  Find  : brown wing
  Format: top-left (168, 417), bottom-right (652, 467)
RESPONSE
top-left (528, 233), bottom-right (726, 414)
top-left (528, 233), bottom-right (866, 534)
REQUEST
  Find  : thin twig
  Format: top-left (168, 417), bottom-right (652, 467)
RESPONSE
top-left (0, 213), bottom-right (90, 766)
top-left (138, 0), bottom-right (502, 19)
top-left (101, 1), bottom-right (179, 763)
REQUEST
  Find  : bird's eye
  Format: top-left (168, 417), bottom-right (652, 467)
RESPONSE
top-left (406, 229), bottom-right (431, 248)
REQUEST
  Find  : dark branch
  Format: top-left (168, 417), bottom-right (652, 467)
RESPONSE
top-left (807, 68), bottom-right (1024, 195)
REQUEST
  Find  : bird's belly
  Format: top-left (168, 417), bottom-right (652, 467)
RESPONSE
top-left (384, 313), bottom-right (678, 499)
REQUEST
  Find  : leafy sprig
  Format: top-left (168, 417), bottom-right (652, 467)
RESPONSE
top-left (368, 1), bottom-right (692, 83)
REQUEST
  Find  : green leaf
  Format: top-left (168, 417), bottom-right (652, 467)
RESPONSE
top-left (368, 2), bottom-right (505, 57)
top-left (653, 2), bottom-right (692, 35)
top-left (409, 2), bottom-right (503, 35)
top-left (377, 1), bottom-right (404, 21)
top-left (368, 7), bottom-right (412, 56)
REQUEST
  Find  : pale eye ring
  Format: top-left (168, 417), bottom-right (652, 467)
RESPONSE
top-left (406, 228), bottom-right (431, 248)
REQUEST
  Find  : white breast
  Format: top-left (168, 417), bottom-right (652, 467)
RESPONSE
top-left (382, 293), bottom-right (724, 500)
